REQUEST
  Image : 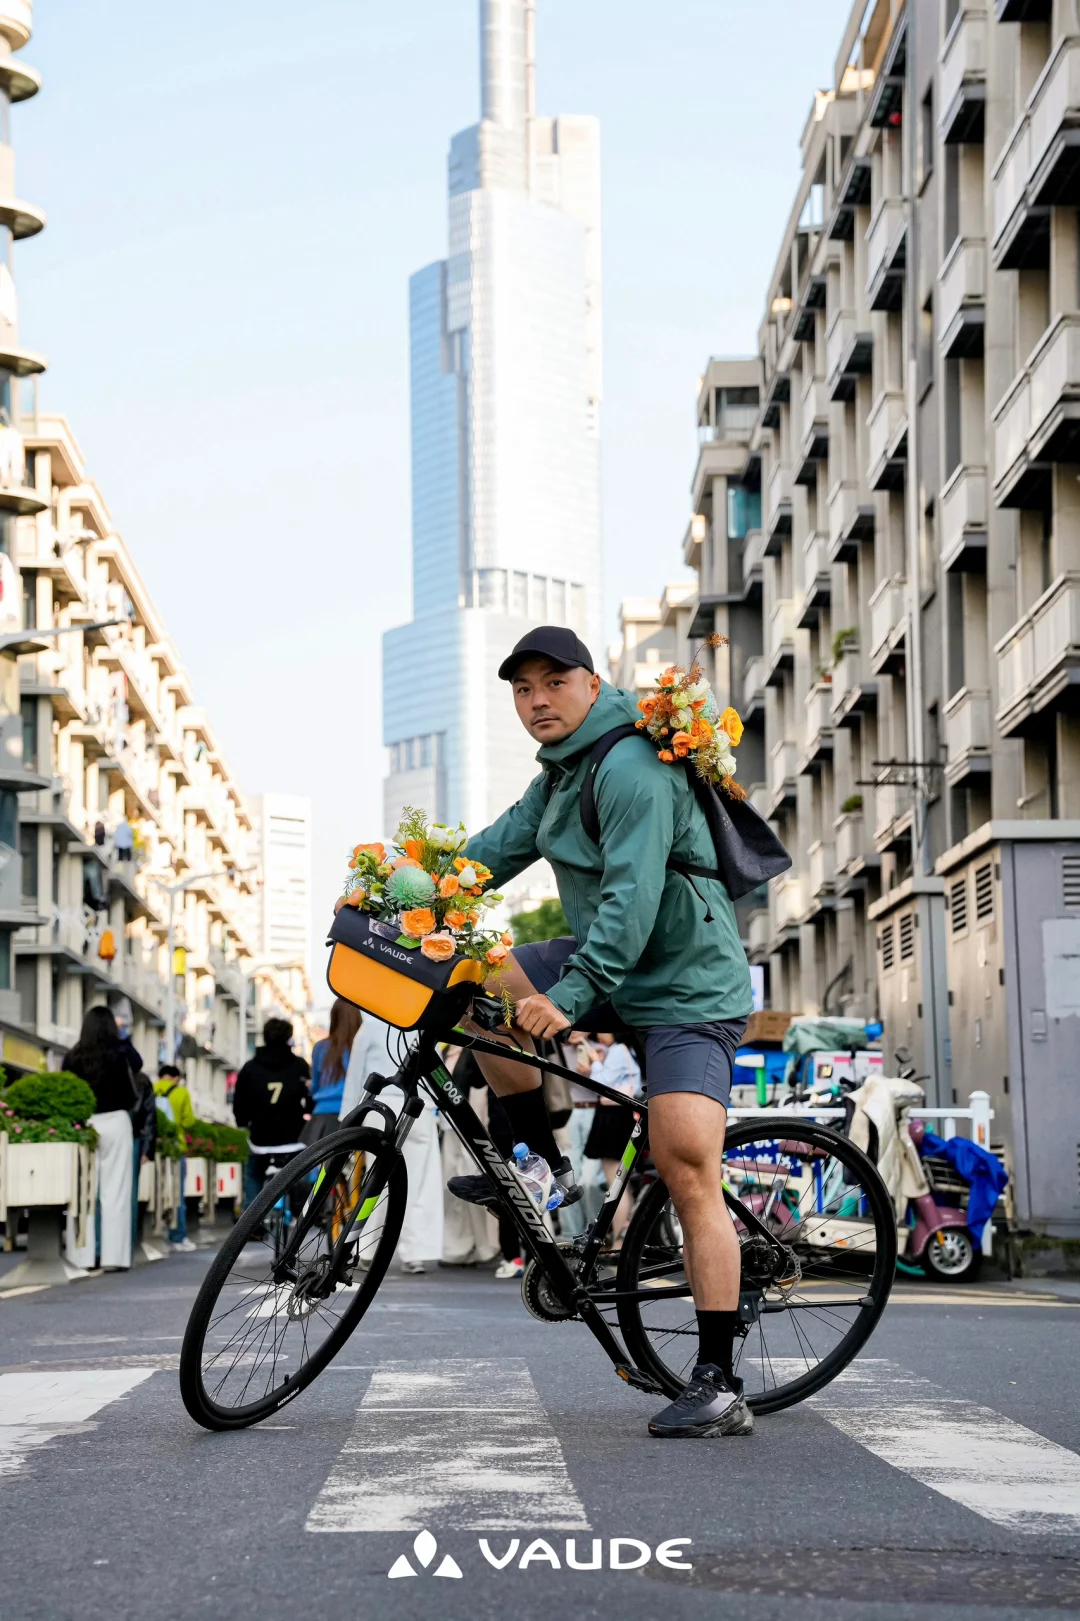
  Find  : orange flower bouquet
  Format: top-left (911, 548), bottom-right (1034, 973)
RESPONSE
top-left (635, 634), bottom-right (745, 799)
top-left (340, 808), bottom-right (511, 965)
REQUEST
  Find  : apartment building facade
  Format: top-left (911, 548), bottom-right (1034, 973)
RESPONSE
top-left (682, 0), bottom-right (1080, 1226)
top-left (0, 3), bottom-right (310, 1110)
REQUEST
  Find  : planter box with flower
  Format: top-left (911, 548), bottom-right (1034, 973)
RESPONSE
top-left (0, 1073), bottom-right (99, 1255)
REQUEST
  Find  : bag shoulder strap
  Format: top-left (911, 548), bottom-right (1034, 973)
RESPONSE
top-left (578, 724), bottom-right (646, 843)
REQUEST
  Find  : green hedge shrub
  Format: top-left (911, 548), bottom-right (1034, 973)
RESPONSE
top-left (4, 1072), bottom-right (96, 1124)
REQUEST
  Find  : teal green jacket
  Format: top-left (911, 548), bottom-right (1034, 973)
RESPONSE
top-left (465, 683), bottom-right (751, 1029)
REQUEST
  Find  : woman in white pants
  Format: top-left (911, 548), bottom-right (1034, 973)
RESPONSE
top-left (63, 1005), bottom-right (137, 1270)
top-left (342, 1014), bottom-right (444, 1273)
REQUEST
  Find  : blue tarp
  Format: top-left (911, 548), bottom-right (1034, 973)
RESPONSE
top-left (921, 1130), bottom-right (1008, 1232)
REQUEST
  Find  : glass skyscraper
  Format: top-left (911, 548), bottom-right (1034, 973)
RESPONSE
top-left (383, 0), bottom-right (601, 848)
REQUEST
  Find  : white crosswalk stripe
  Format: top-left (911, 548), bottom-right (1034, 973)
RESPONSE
top-left (305, 1358), bottom-right (590, 1533)
top-left (810, 1359), bottom-right (1080, 1534)
top-left (0, 1369), bottom-right (156, 1477)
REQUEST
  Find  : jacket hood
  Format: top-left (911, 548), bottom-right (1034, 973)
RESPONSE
top-left (254, 1045), bottom-right (299, 1070)
top-left (535, 683), bottom-right (640, 768)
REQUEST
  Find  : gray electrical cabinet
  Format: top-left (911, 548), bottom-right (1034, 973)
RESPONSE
top-left (868, 877), bottom-right (950, 1106)
top-left (937, 821), bottom-right (1080, 1238)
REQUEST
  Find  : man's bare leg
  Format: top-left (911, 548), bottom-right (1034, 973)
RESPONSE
top-left (648, 1092), bottom-right (739, 1311)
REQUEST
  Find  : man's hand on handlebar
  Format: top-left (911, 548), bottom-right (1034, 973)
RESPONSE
top-left (513, 993), bottom-right (571, 1040)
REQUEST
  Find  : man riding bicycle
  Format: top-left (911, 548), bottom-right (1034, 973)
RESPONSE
top-left (451, 625), bottom-right (753, 1439)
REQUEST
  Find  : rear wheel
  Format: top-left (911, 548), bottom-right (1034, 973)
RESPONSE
top-left (180, 1127), bottom-right (406, 1430)
top-left (922, 1226), bottom-right (980, 1282)
top-left (615, 1117), bottom-right (897, 1413)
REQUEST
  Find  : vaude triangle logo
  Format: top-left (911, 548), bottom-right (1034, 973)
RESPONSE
top-left (387, 1529), bottom-right (463, 1580)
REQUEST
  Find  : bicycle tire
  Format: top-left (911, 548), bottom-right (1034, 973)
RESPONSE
top-left (615, 1117), bottom-right (897, 1414)
top-left (180, 1128), bottom-right (406, 1431)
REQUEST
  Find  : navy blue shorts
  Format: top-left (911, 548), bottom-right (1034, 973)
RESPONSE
top-left (513, 936), bottom-right (746, 1110)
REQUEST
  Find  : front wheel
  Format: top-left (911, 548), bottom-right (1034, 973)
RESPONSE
top-left (179, 1127), bottom-right (407, 1430)
top-left (615, 1117), bottom-right (897, 1414)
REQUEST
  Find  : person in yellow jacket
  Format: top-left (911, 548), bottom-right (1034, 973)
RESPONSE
top-left (154, 1064), bottom-right (196, 1251)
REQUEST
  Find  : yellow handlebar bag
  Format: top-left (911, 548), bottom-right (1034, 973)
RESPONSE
top-left (326, 908), bottom-right (484, 1032)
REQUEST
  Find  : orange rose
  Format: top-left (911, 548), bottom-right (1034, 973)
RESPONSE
top-left (391, 856), bottom-right (422, 870)
top-left (466, 910), bottom-right (480, 925)
top-left (658, 749), bottom-right (674, 763)
top-left (638, 697), bottom-right (657, 721)
top-left (400, 908), bottom-right (436, 938)
top-left (693, 717), bottom-right (714, 743)
top-left (353, 842), bottom-right (386, 863)
top-left (343, 888), bottom-right (366, 907)
top-left (444, 910), bottom-right (468, 930)
top-left (421, 932), bottom-right (456, 962)
top-left (720, 706), bottom-right (743, 746)
top-left (659, 668), bottom-right (676, 688)
top-left (438, 874), bottom-right (460, 898)
top-left (486, 943), bottom-right (510, 966)
top-left (671, 730), bottom-right (695, 757)
top-left (501, 932), bottom-right (514, 946)
top-left (404, 838), bottom-right (424, 862)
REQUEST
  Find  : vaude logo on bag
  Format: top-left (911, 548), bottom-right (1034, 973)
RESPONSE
top-left (387, 1529), bottom-right (692, 1578)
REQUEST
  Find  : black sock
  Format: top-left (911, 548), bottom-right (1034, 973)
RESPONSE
top-left (696, 1309), bottom-right (740, 1385)
top-left (500, 1087), bottom-right (562, 1169)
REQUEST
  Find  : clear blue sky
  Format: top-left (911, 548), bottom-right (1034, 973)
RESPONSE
top-left (18, 0), bottom-right (851, 978)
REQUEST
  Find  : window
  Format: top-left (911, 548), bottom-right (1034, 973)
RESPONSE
top-left (944, 359), bottom-right (961, 479)
top-left (21, 696), bottom-right (36, 771)
top-left (920, 89), bottom-right (934, 188)
top-left (550, 579), bottom-right (566, 623)
top-left (727, 485), bottom-right (762, 541)
top-left (512, 572), bottom-right (528, 616)
top-left (718, 387), bottom-right (759, 438)
top-left (19, 824), bottom-right (36, 899)
top-left (943, 144), bottom-right (960, 253)
top-left (974, 861), bottom-right (994, 922)
top-left (0, 787), bottom-right (15, 849)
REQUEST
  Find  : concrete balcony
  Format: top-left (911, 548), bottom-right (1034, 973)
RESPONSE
top-left (765, 598), bottom-right (795, 687)
top-left (768, 738), bottom-right (798, 809)
top-left (800, 681), bottom-right (835, 774)
top-left (0, 3), bottom-right (33, 48)
top-left (746, 908), bottom-right (770, 958)
top-left (764, 461), bottom-right (793, 552)
top-left (749, 782), bottom-right (770, 821)
top-left (832, 644), bottom-right (878, 727)
top-left (874, 779), bottom-right (912, 851)
top-left (944, 686), bottom-right (992, 786)
top-left (773, 875), bottom-right (804, 933)
top-left (796, 377), bottom-right (830, 482)
top-left (940, 464), bottom-right (988, 572)
top-left (993, 314), bottom-right (1080, 508)
top-left (992, 113), bottom-right (1042, 270)
top-left (827, 478), bottom-right (875, 563)
top-left (0, 427), bottom-right (46, 516)
top-left (938, 236), bottom-right (986, 358)
top-left (866, 197), bottom-right (907, 312)
top-left (808, 838), bottom-right (836, 900)
top-left (869, 574), bottom-right (908, 675)
top-left (835, 808), bottom-right (865, 874)
top-left (826, 308), bottom-right (873, 402)
top-left (867, 388), bottom-right (908, 491)
top-left (795, 533), bottom-right (831, 628)
top-left (995, 572), bottom-right (1080, 734)
top-left (742, 527), bottom-right (766, 600)
top-left (742, 654), bottom-right (766, 719)
top-left (991, 37), bottom-right (1080, 269)
top-left (939, 5), bottom-right (987, 145)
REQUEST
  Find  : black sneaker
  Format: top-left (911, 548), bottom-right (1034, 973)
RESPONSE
top-left (447, 1156), bottom-right (583, 1209)
top-left (648, 1364), bottom-right (754, 1439)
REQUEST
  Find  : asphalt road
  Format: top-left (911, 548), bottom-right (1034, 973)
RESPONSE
top-left (2, 1249), bottom-right (1080, 1621)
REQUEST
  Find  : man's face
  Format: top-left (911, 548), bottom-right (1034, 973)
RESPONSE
top-left (511, 658), bottom-right (601, 744)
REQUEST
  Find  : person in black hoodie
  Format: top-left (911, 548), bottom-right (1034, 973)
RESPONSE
top-left (233, 1017), bottom-right (312, 1206)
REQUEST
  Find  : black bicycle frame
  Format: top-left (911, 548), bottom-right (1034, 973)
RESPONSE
top-left (317, 1026), bottom-right (788, 1388)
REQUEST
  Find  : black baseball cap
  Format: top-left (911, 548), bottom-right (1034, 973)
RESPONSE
top-left (498, 625), bottom-right (596, 682)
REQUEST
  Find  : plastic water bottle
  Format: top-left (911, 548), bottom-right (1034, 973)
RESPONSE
top-left (512, 1143), bottom-right (564, 1212)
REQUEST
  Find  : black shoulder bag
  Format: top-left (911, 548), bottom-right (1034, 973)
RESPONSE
top-left (579, 724), bottom-right (791, 912)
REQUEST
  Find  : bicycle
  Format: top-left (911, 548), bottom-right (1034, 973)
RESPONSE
top-left (180, 983), bottom-right (897, 1431)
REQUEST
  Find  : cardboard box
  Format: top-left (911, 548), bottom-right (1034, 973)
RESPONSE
top-left (743, 1010), bottom-right (793, 1047)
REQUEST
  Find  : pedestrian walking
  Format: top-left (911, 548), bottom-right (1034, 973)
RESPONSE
top-left (113, 816), bottom-right (134, 863)
top-left (233, 1018), bottom-right (312, 1207)
top-left (154, 1063), bottom-right (197, 1251)
top-left (63, 1006), bottom-right (139, 1270)
top-left (304, 998), bottom-right (361, 1144)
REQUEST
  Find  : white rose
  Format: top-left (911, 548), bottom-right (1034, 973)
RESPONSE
top-left (675, 708), bottom-right (693, 730)
top-left (458, 865), bottom-right (477, 887)
top-left (453, 826), bottom-right (469, 850)
top-left (715, 728), bottom-right (730, 749)
top-left (719, 752), bottom-right (737, 777)
top-left (687, 680), bottom-right (710, 703)
top-left (481, 892), bottom-right (501, 908)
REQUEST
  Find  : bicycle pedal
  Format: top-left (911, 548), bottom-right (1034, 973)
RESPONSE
top-left (615, 1364), bottom-right (662, 1395)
